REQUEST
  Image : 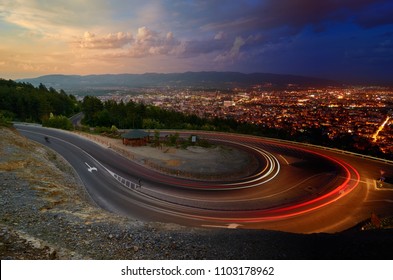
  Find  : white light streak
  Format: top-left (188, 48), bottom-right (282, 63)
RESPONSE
top-left (372, 116), bottom-right (390, 142)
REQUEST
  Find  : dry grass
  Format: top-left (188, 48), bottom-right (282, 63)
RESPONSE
top-left (0, 128), bottom-right (85, 215)
top-left (0, 160), bottom-right (28, 171)
top-left (1, 127), bottom-right (130, 226)
top-left (165, 159), bottom-right (182, 167)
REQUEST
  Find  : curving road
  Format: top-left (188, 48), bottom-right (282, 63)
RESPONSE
top-left (15, 123), bottom-right (393, 233)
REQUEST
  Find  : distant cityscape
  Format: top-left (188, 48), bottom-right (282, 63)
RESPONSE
top-left (85, 84), bottom-right (393, 156)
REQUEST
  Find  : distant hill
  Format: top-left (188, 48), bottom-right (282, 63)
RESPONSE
top-left (17, 72), bottom-right (338, 93)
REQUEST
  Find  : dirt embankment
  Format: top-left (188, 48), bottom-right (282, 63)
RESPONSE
top-left (1, 127), bottom-right (393, 260)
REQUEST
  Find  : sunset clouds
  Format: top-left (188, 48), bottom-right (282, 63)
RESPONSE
top-left (1, 0), bottom-right (392, 83)
top-left (77, 32), bottom-right (133, 49)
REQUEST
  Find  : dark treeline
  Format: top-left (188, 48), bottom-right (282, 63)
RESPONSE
top-left (82, 96), bottom-right (260, 133)
top-left (82, 96), bottom-right (219, 130)
top-left (0, 79), bottom-right (78, 123)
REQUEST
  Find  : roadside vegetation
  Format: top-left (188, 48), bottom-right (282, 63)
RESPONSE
top-left (42, 113), bottom-right (73, 130)
top-left (0, 79), bottom-right (78, 124)
top-left (0, 111), bottom-right (12, 127)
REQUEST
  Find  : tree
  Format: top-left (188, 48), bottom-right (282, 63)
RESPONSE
top-left (42, 114), bottom-right (73, 130)
top-left (0, 79), bottom-right (77, 123)
top-left (81, 96), bottom-right (103, 126)
top-left (167, 133), bottom-right (179, 146)
top-left (0, 110), bottom-right (13, 127)
top-left (38, 83), bottom-right (48, 92)
top-left (142, 118), bottom-right (162, 129)
top-left (153, 130), bottom-right (160, 147)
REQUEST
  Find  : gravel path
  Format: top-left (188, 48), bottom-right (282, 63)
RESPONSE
top-left (1, 127), bottom-right (393, 260)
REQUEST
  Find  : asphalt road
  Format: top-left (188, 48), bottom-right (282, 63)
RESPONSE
top-left (15, 123), bottom-right (393, 233)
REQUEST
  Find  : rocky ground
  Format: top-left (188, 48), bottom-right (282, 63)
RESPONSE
top-left (1, 127), bottom-right (393, 260)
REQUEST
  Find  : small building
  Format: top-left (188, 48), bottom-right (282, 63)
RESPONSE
top-left (121, 130), bottom-right (150, 146)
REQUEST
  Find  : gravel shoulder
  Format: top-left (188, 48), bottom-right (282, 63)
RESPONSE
top-left (1, 127), bottom-right (393, 260)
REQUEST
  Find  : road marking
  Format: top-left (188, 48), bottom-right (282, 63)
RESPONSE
top-left (365, 178), bottom-right (393, 191)
top-left (227, 223), bottom-right (242, 229)
top-left (279, 154), bottom-right (289, 165)
top-left (85, 162), bottom-right (97, 172)
top-left (337, 176), bottom-right (367, 184)
top-left (202, 223), bottom-right (242, 229)
top-left (111, 172), bottom-right (139, 191)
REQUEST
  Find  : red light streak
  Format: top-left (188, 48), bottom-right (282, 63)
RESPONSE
top-left (181, 141), bottom-right (361, 224)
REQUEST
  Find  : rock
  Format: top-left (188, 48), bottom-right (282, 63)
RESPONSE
top-left (49, 250), bottom-right (57, 260)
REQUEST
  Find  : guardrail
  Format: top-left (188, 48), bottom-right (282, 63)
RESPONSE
top-left (111, 172), bottom-right (140, 190)
top-left (155, 129), bottom-right (393, 166)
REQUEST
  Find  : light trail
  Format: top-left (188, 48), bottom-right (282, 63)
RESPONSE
top-left (185, 149), bottom-right (361, 224)
top-left (372, 116), bottom-right (390, 142)
top-left (112, 139), bottom-right (281, 191)
top-left (17, 124), bottom-right (368, 230)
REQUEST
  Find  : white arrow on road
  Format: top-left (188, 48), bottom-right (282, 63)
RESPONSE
top-left (227, 223), bottom-right (242, 229)
top-left (85, 162), bottom-right (97, 172)
top-left (202, 223), bottom-right (243, 229)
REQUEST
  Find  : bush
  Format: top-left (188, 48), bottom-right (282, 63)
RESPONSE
top-left (166, 133), bottom-right (179, 146)
top-left (42, 115), bottom-right (73, 130)
top-left (0, 110), bottom-right (13, 127)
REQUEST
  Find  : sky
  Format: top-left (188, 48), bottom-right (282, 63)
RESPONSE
top-left (0, 0), bottom-right (392, 84)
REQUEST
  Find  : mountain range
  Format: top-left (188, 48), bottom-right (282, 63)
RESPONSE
top-left (18, 72), bottom-right (338, 93)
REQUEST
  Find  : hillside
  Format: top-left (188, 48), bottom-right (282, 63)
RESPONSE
top-left (17, 72), bottom-right (338, 92)
top-left (1, 126), bottom-right (393, 260)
